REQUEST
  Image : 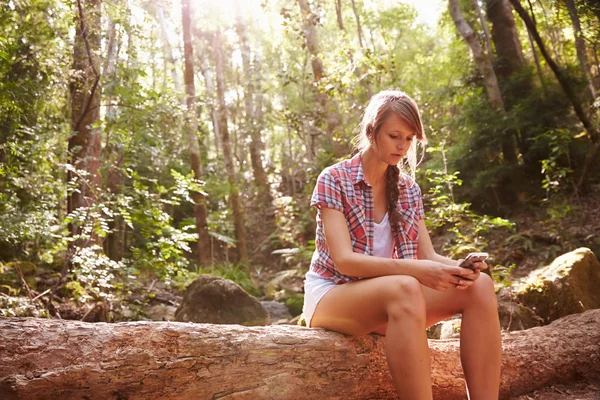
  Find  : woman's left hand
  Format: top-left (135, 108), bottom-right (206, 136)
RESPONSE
top-left (453, 260), bottom-right (488, 290)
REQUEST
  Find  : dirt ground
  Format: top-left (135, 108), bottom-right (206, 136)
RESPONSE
top-left (509, 380), bottom-right (600, 399)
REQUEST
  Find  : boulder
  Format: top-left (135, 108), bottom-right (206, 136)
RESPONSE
top-left (516, 247), bottom-right (600, 324)
top-left (175, 275), bottom-right (268, 326)
top-left (497, 299), bottom-right (541, 331)
top-left (260, 300), bottom-right (292, 323)
top-left (440, 317), bottom-right (461, 339)
top-left (264, 269), bottom-right (305, 300)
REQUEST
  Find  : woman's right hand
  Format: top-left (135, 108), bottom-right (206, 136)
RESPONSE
top-left (415, 260), bottom-right (474, 291)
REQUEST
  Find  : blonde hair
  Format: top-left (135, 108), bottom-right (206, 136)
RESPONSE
top-left (352, 90), bottom-right (427, 227)
top-left (353, 89), bottom-right (427, 178)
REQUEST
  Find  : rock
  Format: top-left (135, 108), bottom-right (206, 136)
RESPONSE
top-left (260, 300), bottom-right (292, 323)
top-left (427, 322), bottom-right (443, 339)
top-left (264, 269), bottom-right (305, 300)
top-left (497, 299), bottom-right (541, 331)
top-left (175, 274), bottom-right (268, 326)
top-left (516, 247), bottom-right (600, 324)
top-left (146, 304), bottom-right (178, 321)
top-left (440, 317), bottom-right (461, 339)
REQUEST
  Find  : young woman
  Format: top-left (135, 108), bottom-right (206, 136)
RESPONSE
top-left (302, 90), bottom-right (502, 399)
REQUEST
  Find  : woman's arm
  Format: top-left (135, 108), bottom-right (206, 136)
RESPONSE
top-left (321, 208), bottom-right (473, 289)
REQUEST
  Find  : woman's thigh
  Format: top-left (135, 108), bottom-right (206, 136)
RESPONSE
top-left (371, 274), bottom-right (497, 335)
top-left (310, 275), bottom-right (423, 336)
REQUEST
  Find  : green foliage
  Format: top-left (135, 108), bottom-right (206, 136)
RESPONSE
top-left (536, 129), bottom-right (574, 197)
top-left (284, 294), bottom-right (304, 316)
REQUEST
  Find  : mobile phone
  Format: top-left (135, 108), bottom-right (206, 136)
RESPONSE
top-left (459, 252), bottom-right (489, 270)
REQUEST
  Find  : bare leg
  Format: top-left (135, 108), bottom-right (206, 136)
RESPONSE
top-left (310, 275), bottom-right (433, 400)
top-left (458, 275), bottom-right (502, 400)
top-left (419, 273), bottom-right (501, 400)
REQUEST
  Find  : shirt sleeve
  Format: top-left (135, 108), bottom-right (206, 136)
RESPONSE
top-left (310, 169), bottom-right (345, 213)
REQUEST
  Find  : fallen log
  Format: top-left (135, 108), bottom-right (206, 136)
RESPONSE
top-left (0, 310), bottom-right (599, 400)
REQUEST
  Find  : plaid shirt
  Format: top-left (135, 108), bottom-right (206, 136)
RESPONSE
top-left (309, 153), bottom-right (425, 284)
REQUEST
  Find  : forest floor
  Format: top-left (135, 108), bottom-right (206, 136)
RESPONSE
top-left (508, 380), bottom-right (600, 400)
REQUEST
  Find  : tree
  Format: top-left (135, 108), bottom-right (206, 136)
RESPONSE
top-left (448, 0), bottom-right (508, 139)
top-left (214, 30), bottom-right (247, 262)
top-left (235, 16), bottom-right (276, 250)
top-left (67, 0), bottom-right (102, 261)
top-left (565, 0), bottom-right (597, 99)
top-left (182, 0), bottom-right (211, 266)
top-left (1, 310), bottom-right (599, 399)
top-left (297, 0), bottom-right (346, 157)
top-left (508, 0), bottom-right (600, 191)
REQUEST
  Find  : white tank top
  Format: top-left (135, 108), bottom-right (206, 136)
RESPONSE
top-left (373, 212), bottom-right (394, 258)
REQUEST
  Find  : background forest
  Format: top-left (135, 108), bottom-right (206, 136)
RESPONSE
top-left (1, 0), bottom-right (599, 320)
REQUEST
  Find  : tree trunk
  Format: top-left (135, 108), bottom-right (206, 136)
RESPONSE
top-left (565, 0), bottom-right (597, 99)
top-left (235, 19), bottom-right (276, 248)
top-left (196, 47), bottom-right (221, 156)
top-left (351, 0), bottom-right (365, 49)
top-left (214, 30), bottom-right (247, 262)
top-left (1, 310), bottom-right (599, 399)
top-left (485, 0), bottom-right (533, 167)
top-left (524, 0), bottom-right (546, 95)
top-left (472, 0), bottom-right (494, 59)
top-left (182, 0), bottom-right (211, 266)
top-left (508, 0), bottom-right (600, 191)
top-left (67, 0), bottom-right (102, 257)
top-left (157, 7), bottom-right (182, 92)
top-left (297, 0), bottom-right (346, 157)
top-left (102, 5), bottom-right (126, 262)
top-left (449, 0), bottom-right (505, 113)
top-left (335, 0), bottom-right (344, 30)
top-left (485, 0), bottom-right (529, 80)
top-left (449, 0), bottom-right (518, 165)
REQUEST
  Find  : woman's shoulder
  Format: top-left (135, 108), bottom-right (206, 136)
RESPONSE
top-left (317, 158), bottom-right (354, 182)
top-left (398, 172), bottom-right (422, 195)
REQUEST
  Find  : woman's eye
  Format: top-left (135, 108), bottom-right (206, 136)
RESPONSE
top-left (407, 136), bottom-right (414, 141)
top-left (390, 135), bottom-right (398, 139)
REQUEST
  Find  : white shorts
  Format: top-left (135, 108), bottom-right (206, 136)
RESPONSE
top-left (302, 271), bottom-right (338, 327)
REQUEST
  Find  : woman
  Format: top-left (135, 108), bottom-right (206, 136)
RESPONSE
top-left (302, 90), bottom-right (501, 399)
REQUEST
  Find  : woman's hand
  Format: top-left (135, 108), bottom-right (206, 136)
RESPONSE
top-left (452, 259), bottom-right (489, 290)
top-left (415, 260), bottom-right (476, 291)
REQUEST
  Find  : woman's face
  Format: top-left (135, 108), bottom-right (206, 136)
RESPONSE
top-left (371, 113), bottom-right (415, 165)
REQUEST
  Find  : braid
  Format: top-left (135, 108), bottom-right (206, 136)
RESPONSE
top-left (385, 165), bottom-right (402, 228)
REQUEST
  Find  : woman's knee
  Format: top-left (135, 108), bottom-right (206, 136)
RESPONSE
top-left (469, 273), bottom-right (498, 308)
top-left (384, 276), bottom-right (426, 322)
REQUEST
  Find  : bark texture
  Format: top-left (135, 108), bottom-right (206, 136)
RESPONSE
top-left (486, 0), bottom-right (528, 79)
top-left (182, 0), bottom-right (211, 266)
top-left (449, 0), bottom-right (505, 113)
top-left (1, 310), bottom-right (599, 399)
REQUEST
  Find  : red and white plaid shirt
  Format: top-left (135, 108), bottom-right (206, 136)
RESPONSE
top-left (309, 153), bottom-right (425, 284)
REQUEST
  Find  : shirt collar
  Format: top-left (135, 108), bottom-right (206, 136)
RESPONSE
top-left (350, 153), bottom-right (366, 185)
top-left (350, 152), bottom-right (406, 187)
